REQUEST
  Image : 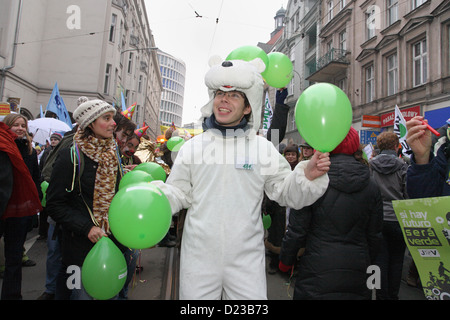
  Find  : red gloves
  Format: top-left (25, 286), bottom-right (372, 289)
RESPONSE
top-left (279, 261), bottom-right (293, 273)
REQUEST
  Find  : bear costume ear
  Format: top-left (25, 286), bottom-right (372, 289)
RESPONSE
top-left (249, 58), bottom-right (266, 74)
top-left (209, 56), bottom-right (266, 74)
top-left (208, 55), bottom-right (223, 67)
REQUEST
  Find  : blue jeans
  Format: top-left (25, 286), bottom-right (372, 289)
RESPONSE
top-left (118, 248), bottom-right (139, 299)
top-left (375, 220), bottom-right (406, 300)
top-left (45, 224), bottom-right (61, 294)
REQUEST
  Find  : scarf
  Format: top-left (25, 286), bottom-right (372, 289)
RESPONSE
top-left (74, 129), bottom-right (118, 233)
top-left (202, 113), bottom-right (249, 136)
top-left (0, 122), bottom-right (42, 219)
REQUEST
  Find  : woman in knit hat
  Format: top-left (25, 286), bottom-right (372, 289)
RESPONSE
top-left (46, 100), bottom-right (126, 300)
top-left (280, 127), bottom-right (383, 300)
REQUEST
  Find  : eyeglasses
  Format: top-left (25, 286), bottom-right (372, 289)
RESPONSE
top-left (215, 90), bottom-right (245, 101)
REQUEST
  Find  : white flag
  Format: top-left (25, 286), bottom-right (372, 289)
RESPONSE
top-left (261, 92), bottom-right (273, 136)
top-left (393, 105), bottom-right (412, 156)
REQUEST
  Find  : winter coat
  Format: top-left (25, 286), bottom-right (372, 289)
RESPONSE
top-left (407, 124), bottom-right (450, 198)
top-left (46, 146), bottom-right (124, 267)
top-left (280, 154), bottom-right (383, 300)
top-left (369, 150), bottom-right (409, 221)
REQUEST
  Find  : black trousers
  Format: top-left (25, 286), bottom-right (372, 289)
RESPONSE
top-left (0, 216), bottom-right (32, 300)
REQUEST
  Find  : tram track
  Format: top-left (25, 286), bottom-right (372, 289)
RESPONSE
top-left (161, 246), bottom-right (180, 300)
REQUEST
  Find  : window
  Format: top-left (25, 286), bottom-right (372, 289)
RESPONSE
top-left (327, 1), bottom-right (334, 22)
top-left (413, 39), bottom-right (427, 87)
top-left (125, 90), bottom-right (130, 107)
top-left (365, 65), bottom-right (374, 103)
top-left (339, 30), bottom-right (347, 51)
top-left (338, 78), bottom-right (347, 92)
top-left (339, 0), bottom-right (346, 10)
top-left (412, 0), bottom-right (426, 10)
top-left (138, 75), bottom-right (143, 93)
top-left (119, 20), bottom-right (124, 47)
top-left (288, 109), bottom-right (296, 131)
top-left (135, 105), bottom-right (140, 123)
top-left (387, 0), bottom-right (398, 26)
top-left (128, 52), bottom-right (134, 74)
top-left (387, 53), bottom-right (398, 96)
top-left (327, 40), bottom-right (333, 52)
top-left (109, 14), bottom-right (117, 42)
top-left (104, 64), bottom-right (112, 94)
top-left (366, 6), bottom-right (376, 40)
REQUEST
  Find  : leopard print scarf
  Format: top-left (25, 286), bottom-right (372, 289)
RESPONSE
top-left (74, 129), bottom-right (118, 233)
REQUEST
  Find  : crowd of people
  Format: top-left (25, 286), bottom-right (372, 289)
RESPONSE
top-left (0, 96), bottom-right (181, 300)
top-left (0, 56), bottom-right (449, 300)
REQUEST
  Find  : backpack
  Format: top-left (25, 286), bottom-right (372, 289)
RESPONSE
top-left (41, 132), bottom-right (84, 183)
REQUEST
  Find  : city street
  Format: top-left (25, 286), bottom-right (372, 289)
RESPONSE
top-left (0, 227), bottom-right (426, 301)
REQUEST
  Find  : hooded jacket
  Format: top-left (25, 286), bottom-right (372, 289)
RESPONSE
top-left (280, 154), bottom-right (383, 300)
top-left (369, 150), bottom-right (409, 221)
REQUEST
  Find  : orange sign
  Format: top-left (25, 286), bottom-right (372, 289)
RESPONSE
top-left (362, 115), bottom-right (381, 128)
top-left (0, 102), bottom-right (10, 116)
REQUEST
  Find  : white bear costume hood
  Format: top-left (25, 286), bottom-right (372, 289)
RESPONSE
top-left (200, 56), bottom-right (266, 132)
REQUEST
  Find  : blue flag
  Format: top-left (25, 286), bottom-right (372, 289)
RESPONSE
top-left (46, 82), bottom-right (73, 129)
top-left (40, 105), bottom-right (44, 118)
top-left (121, 91), bottom-right (126, 112)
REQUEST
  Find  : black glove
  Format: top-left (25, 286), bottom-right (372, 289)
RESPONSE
top-left (276, 88), bottom-right (288, 105)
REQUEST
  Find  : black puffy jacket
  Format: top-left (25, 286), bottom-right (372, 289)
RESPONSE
top-left (280, 154), bottom-right (383, 300)
top-left (46, 146), bottom-right (124, 267)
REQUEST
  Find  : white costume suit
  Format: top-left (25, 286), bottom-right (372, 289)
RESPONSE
top-left (152, 58), bottom-right (329, 299)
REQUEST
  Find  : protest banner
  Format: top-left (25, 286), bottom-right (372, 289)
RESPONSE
top-left (393, 196), bottom-right (450, 300)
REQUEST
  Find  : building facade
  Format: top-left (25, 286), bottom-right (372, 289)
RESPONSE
top-left (275, 0), bottom-right (450, 145)
top-left (157, 50), bottom-right (186, 128)
top-left (0, 0), bottom-right (162, 139)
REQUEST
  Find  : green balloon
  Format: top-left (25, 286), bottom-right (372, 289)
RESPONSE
top-left (263, 214), bottom-right (272, 230)
top-left (41, 181), bottom-right (49, 192)
top-left (41, 181), bottom-right (49, 207)
top-left (295, 83), bottom-right (353, 153)
top-left (262, 52), bottom-right (293, 88)
top-left (134, 162), bottom-right (166, 182)
top-left (108, 184), bottom-right (172, 249)
top-left (81, 237), bottom-right (127, 300)
top-left (226, 45), bottom-right (269, 70)
top-left (167, 136), bottom-right (185, 152)
top-left (119, 170), bottom-right (154, 190)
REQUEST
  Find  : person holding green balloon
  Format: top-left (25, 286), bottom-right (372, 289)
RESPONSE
top-left (151, 56), bottom-right (330, 300)
top-left (279, 127), bottom-right (383, 300)
top-left (46, 100), bottom-right (127, 300)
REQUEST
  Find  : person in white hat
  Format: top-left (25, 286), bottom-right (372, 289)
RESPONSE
top-left (152, 57), bottom-right (331, 300)
top-left (46, 100), bottom-right (125, 300)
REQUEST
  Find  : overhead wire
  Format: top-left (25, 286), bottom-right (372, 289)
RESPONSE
top-left (206, 0), bottom-right (225, 58)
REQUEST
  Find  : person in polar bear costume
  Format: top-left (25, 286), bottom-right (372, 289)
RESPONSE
top-left (151, 57), bottom-right (331, 299)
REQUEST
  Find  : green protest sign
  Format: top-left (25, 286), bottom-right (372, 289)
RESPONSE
top-left (393, 196), bottom-right (450, 300)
